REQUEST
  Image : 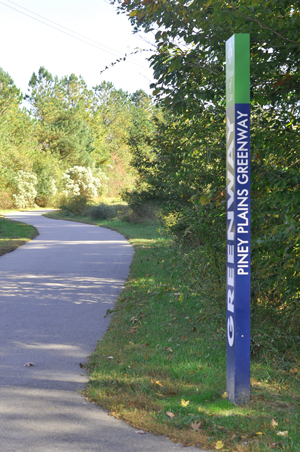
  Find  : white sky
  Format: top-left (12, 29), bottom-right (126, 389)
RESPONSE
top-left (0, 0), bottom-right (155, 96)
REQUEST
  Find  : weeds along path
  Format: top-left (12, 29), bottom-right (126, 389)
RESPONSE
top-left (0, 211), bottom-right (200, 452)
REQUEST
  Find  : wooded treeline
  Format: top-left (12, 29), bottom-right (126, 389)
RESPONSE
top-left (115, 0), bottom-right (300, 350)
top-left (0, 66), bottom-right (156, 207)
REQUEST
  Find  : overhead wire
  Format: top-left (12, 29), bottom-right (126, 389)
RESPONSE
top-left (0, 0), bottom-right (149, 69)
top-left (101, 0), bottom-right (156, 48)
top-left (6, 0), bottom-right (130, 59)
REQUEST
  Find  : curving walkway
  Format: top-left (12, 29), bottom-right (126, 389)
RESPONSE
top-left (0, 211), bottom-right (199, 451)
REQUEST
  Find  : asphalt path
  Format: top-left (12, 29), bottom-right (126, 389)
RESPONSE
top-left (0, 211), bottom-right (201, 452)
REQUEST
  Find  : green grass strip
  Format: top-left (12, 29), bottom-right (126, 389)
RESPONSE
top-left (0, 216), bottom-right (38, 256)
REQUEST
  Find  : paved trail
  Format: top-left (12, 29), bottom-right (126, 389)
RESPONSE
top-left (0, 212), bottom-right (200, 452)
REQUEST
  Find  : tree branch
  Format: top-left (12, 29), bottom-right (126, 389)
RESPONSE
top-left (228, 3), bottom-right (300, 47)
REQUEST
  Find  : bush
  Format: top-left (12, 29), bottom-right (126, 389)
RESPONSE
top-left (87, 201), bottom-right (159, 224)
top-left (35, 174), bottom-right (57, 207)
top-left (59, 195), bottom-right (89, 216)
top-left (12, 170), bottom-right (37, 208)
top-left (0, 190), bottom-right (14, 209)
top-left (61, 166), bottom-right (108, 199)
top-left (89, 204), bottom-right (118, 220)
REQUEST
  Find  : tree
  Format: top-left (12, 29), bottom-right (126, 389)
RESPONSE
top-left (91, 82), bottom-right (158, 195)
top-left (114, 0), bottom-right (300, 335)
top-left (26, 67), bottom-right (96, 166)
top-left (116, 1), bottom-right (299, 113)
top-left (0, 68), bottom-right (37, 206)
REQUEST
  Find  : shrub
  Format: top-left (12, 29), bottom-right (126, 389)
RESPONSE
top-left (12, 170), bottom-right (37, 208)
top-left (61, 166), bottom-right (108, 199)
top-left (0, 190), bottom-right (14, 209)
top-left (89, 203), bottom-right (118, 220)
top-left (59, 195), bottom-right (89, 216)
top-left (35, 174), bottom-right (57, 207)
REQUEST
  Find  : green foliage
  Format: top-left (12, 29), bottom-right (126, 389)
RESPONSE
top-left (33, 151), bottom-right (61, 207)
top-left (0, 66), bottom-right (157, 206)
top-left (26, 68), bottom-right (96, 166)
top-left (0, 68), bottom-right (38, 194)
top-left (115, 0), bottom-right (300, 341)
top-left (88, 203), bottom-right (119, 220)
top-left (59, 195), bottom-right (90, 216)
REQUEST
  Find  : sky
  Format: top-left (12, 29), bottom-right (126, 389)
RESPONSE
top-left (0, 0), bottom-right (155, 96)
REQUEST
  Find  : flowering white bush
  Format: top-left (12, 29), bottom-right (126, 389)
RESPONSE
top-left (13, 171), bottom-right (38, 208)
top-left (61, 166), bottom-right (108, 198)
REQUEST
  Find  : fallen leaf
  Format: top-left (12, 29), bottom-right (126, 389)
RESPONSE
top-left (289, 367), bottom-right (298, 374)
top-left (277, 431), bottom-right (288, 437)
top-left (79, 363), bottom-right (84, 368)
top-left (198, 365), bottom-right (203, 370)
top-left (135, 430), bottom-right (146, 434)
top-left (128, 328), bottom-right (137, 333)
top-left (155, 380), bottom-right (163, 386)
top-left (181, 398), bottom-right (190, 407)
top-left (166, 411), bottom-right (175, 419)
top-left (221, 392), bottom-right (228, 399)
top-left (166, 347), bottom-right (173, 353)
top-left (107, 356), bottom-right (113, 359)
top-left (256, 432), bottom-right (263, 435)
top-left (130, 317), bottom-right (139, 323)
top-left (24, 362), bottom-right (35, 367)
top-left (271, 419), bottom-right (279, 428)
top-left (155, 393), bottom-right (165, 397)
top-left (191, 421), bottom-right (201, 431)
top-left (215, 440), bottom-right (224, 450)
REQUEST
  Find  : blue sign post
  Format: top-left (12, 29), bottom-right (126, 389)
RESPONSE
top-left (226, 34), bottom-right (251, 404)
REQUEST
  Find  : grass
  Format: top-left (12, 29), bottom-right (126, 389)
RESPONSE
top-left (0, 215), bottom-right (38, 256)
top-left (45, 206), bottom-right (300, 452)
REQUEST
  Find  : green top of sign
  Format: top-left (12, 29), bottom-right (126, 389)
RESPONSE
top-left (226, 34), bottom-right (250, 107)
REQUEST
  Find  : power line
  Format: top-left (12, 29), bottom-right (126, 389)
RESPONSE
top-left (6, 0), bottom-right (130, 59)
top-left (0, 0), bottom-right (149, 70)
top-left (101, 0), bottom-right (156, 48)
